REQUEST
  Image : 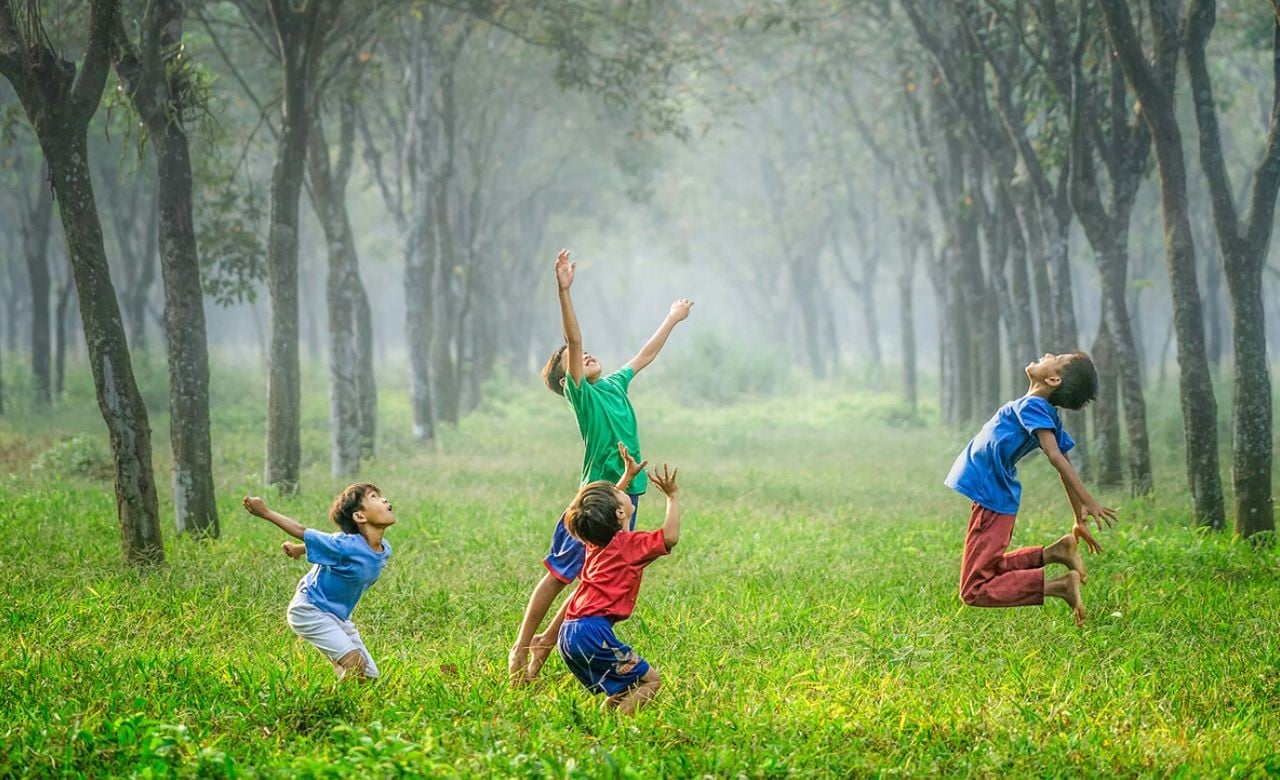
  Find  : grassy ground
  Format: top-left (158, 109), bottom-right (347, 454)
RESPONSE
top-left (1, 360), bottom-right (1278, 777)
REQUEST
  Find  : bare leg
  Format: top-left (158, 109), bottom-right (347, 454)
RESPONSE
top-left (1044, 570), bottom-right (1085, 627)
top-left (509, 572), bottom-right (567, 685)
top-left (604, 666), bottom-right (661, 716)
top-left (336, 649), bottom-right (370, 683)
top-left (528, 592), bottom-right (574, 679)
top-left (1043, 533), bottom-right (1087, 583)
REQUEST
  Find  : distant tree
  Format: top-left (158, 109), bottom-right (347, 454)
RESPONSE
top-left (1184, 0), bottom-right (1278, 538)
top-left (1097, 0), bottom-right (1225, 529)
top-left (0, 0), bottom-right (164, 563)
top-left (113, 0), bottom-right (220, 537)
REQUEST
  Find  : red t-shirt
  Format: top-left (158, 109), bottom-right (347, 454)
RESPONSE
top-left (565, 528), bottom-right (670, 622)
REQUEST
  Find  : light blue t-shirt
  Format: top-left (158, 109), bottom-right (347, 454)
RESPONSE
top-left (944, 395), bottom-right (1075, 514)
top-left (296, 528), bottom-right (391, 621)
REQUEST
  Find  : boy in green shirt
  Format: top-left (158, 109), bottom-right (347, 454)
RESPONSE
top-left (508, 248), bottom-right (692, 685)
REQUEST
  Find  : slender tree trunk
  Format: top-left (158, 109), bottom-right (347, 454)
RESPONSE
top-left (1090, 320), bottom-right (1124, 487)
top-left (23, 178), bottom-right (53, 406)
top-left (152, 127), bottom-right (219, 537)
top-left (307, 118), bottom-right (361, 478)
top-left (55, 273), bottom-right (73, 398)
top-left (899, 236), bottom-right (919, 415)
top-left (48, 135), bottom-right (163, 563)
top-left (354, 284), bottom-right (376, 456)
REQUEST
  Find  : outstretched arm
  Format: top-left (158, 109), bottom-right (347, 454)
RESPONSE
top-left (649, 464), bottom-right (681, 549)
top-left (243, 496), bottom-right (306, 541)
top-left (626, 299), bottom-right (693, 377)
top-left (615, 442), bottom-right (648, 493)
top-left (556, 249), bottom-right (585, 388)
top-left (1036, 430), bottom-right (1117, 553)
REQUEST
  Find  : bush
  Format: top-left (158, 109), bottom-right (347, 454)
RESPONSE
top-left (657, 330), bottom-right (791, 406)
top-left (32, 434), bottom-right (114, 481)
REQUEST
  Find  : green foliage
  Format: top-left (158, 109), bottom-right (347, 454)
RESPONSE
top-left (195, 161), bottom-right (266, 307)
top-left (32, 434), bottom-right (113, 480)
top-left (1, 364), bottom-right (1278, 775)
top-left (658, 329), bottom-right (790, 405)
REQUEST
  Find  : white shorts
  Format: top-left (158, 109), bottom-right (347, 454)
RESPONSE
top-left (286, 592), bottom-right (380, 678)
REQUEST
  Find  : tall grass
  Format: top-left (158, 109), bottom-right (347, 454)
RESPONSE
top-left (0, 360), bottom-right (1277, 776)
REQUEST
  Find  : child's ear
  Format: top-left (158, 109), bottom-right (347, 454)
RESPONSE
top-left (1046, 374), bottom-right (1063, 388)
top-left (352, 510), bottom-right (367, 525)
top-left (560, 377), bottom-right (567, 389)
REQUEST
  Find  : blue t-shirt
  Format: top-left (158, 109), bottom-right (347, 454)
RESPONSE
top-left (296, 528), bottom-right (391, 621)
top-left (944, 395), bottom-right (1075, 514)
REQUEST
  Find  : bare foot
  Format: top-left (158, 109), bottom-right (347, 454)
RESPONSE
top-left (526, 635), bottom-right (556, 679)
top-left (508, 644), bottom-right (530, 687)
top-left (1046, 533), bottom-right (1087, 584)
top-left (1050, 570), bottom-right (1086, 627)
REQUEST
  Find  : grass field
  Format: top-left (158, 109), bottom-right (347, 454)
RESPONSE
top-left (1, 359), bottom-right (1278, 777)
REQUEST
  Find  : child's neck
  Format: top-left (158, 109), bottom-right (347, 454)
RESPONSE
top-left (359, 525), bottom-right (386, 552)
top-left (1026, 378), bottom-right (1054, 399)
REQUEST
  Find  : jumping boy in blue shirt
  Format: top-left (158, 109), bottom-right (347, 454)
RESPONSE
top-left (945, 352), bottom-right (1117, 626)
top-left (244, 483), bottom-right (395, 681)
top-left (508, 248), bottom-right (692, 684)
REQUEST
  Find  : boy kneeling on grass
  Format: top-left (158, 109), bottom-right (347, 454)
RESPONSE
top-left (243, 483), bottom-right (395, 682)
top-left (557, 462), bottom-right (681, 715)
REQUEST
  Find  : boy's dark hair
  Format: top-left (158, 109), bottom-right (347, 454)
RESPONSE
top-left (1048, 352), bottom-right (1098, 410)
top-left (564, 481), bottom-right (623, 547)
top-left (542, 345), bottom-right (568, 397)
top-left (329, 482), bottom-right (381, 534)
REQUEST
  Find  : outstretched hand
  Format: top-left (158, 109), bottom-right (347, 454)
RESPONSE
top-left (243, 496), bottom-right (269, 518)
top-left (668, 298), bottom-right (694, 322)
top-left (1081, 500), bottom-right (1118, 533)
top-left (618, 442), bottom-right (648, 483)
top-left (1073, 517), bottom-right (1103, 554)
top-left (555, 249), bottom-right (575, 290)
top-left (649, 463), bottom-right (679, 498)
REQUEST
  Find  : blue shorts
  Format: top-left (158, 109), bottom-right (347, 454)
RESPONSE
top-left (557, 616), bottom-right (650, 696)
top-left (543, 493), bottom-right (640, 583)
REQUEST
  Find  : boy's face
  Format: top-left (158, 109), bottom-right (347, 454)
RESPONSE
top-left (561, 349), bottom-right (603, 384)
top-left (355, 491), bottom-right (397, 529)
top-left (1026, 352), bottom-right (1072, 385)
top-left (611, 487), bottom-right (631, 528)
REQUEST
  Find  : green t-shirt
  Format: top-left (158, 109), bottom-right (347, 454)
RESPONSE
top-left (563, 365), bottom-right (647, 494)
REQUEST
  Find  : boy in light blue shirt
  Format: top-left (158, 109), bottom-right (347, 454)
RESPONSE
top-left (945, 352), bottom-right (1117, 626)
top-left (243, 483), bottom-right (395, 681)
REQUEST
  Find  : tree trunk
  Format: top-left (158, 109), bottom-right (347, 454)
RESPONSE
top-left (307, 118), bottom-right (362, 478)
top-left (152, 125), bottom-right (219, 537)
top-left (23, 177), bottom-right (53, 407)
top-left (1099, 0), bottom-right (1225, 529)
top-left (1101, 259), bottom-right (1154, 494)
top-left (899, 235), bottom-right (920, 415)
top-left (48, 135), bottom-right (164, 564)
top-left (1184, 0), bottom-right (1276, 537)
top-left (1090, 321), bottom-right (1124, 488)
top-left (54, 273), bottom-right (74, 399)
top-left (354, 282), bottom-right (376, 457)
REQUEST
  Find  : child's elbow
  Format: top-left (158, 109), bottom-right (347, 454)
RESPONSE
top-left (664, 533), bottom-right (680, 550)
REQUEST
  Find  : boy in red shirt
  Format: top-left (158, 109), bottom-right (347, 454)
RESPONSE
top-left (557, 463), bottom-right (681, 715)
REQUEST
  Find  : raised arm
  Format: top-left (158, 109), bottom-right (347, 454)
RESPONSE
top-left (556, 249), bottom-right (585, 387)
top-left (648, 464), bottom-right (681, 549)
top-left (626, 299), bottom-right (693, 377)
top-left (1036, 429), bottom-right (1117, 553)
top-left (243, 496), bottom-right (306, 541)
top-left (615, 442), bottom-right (648, 493)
